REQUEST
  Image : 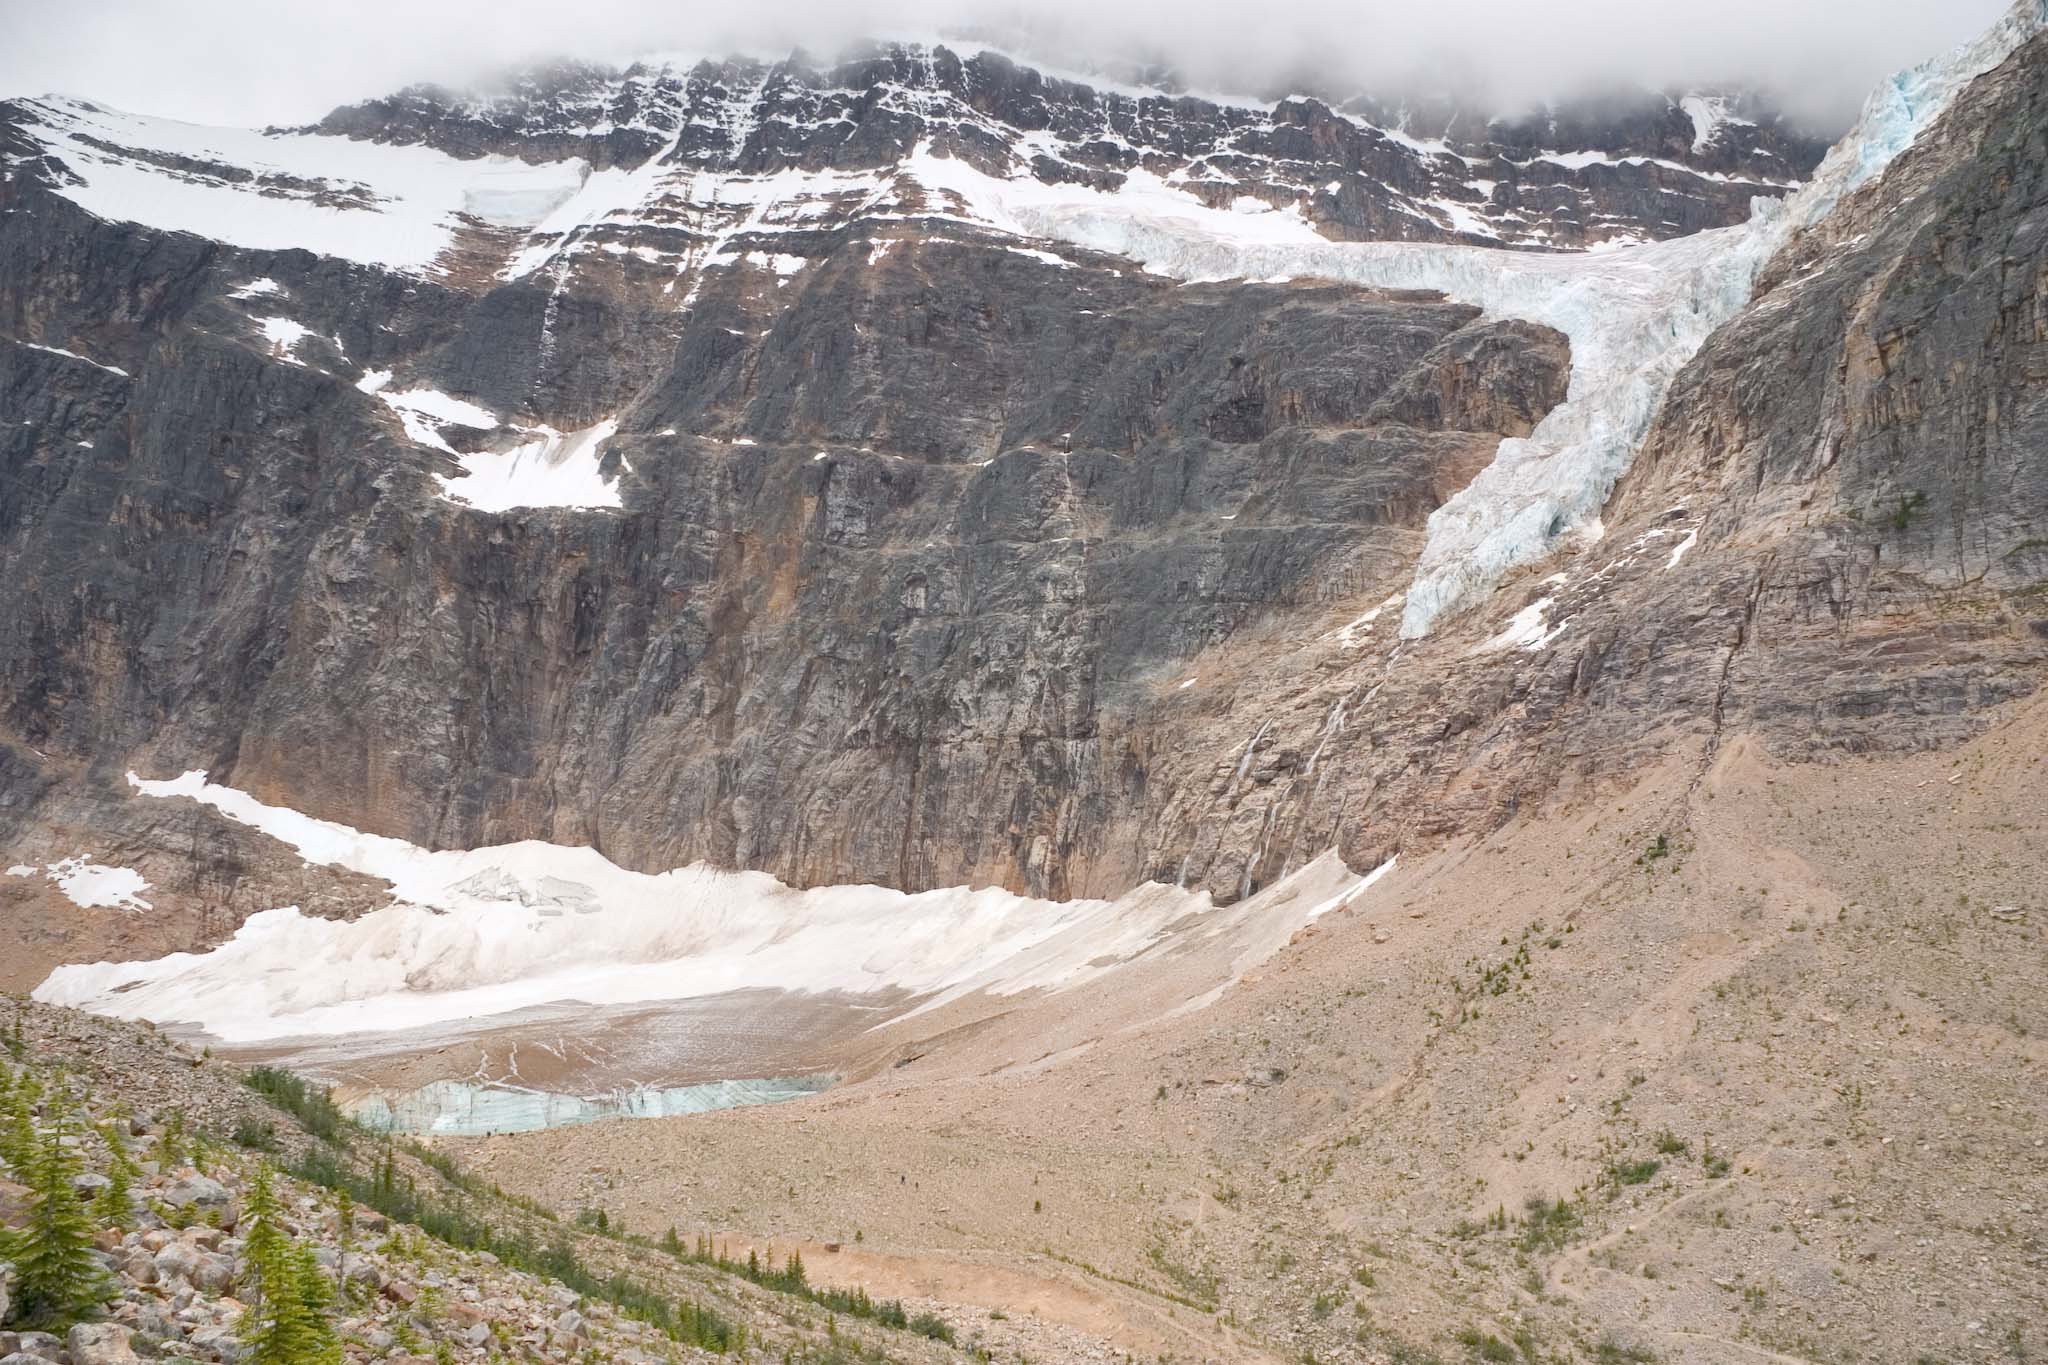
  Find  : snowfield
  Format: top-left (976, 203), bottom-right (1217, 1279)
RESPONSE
top-left (15, 97), bottom-right (589, 272)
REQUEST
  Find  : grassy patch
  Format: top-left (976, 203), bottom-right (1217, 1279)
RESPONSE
top-left (1517, 1196), bottom-right (1583, 1253)
top-left (1605, 1159), bottom-right (1660, 1189)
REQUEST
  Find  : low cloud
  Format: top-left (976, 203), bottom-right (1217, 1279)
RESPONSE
top-left (0, 0), bottom-right (2013, 132)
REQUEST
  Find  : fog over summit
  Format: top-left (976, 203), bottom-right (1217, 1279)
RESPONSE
top-left (1, 0), bottom-right (2010, 129)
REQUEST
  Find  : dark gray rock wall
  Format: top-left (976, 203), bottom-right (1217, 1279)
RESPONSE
top-left (0, 157), bottom-right (1566, 909)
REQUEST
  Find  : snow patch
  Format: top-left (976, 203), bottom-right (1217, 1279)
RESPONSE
top-left (747, 250), bottom-right (808, 276)
top-left (252, 316), bottom-right (313, 363)
top-left (1680, 95), bottom-right (1755, 154)
top-left (437, 418), bottom-right (623, 513)
top-left (38, 856), bottom-right (152, 912)
top-left (9, 339), bottom-right (130, 377)
top-left (1476, 598), bottom-right (1567, 654)
top-left (1002, 244), bottom-right (1073, 268)
top-left (365, 383), bottom-right (501, 453)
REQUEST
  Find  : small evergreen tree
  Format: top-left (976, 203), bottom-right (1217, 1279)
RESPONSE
top-left (240, 1165), bottom-right (341, 1365)
top-left (241, 1163), bottom-right (284, 1282)
top-left (335, 1187), bottom-right (355, 1297)
top-left (157, 1108), bottom-right (188, 1171)
top-left (0, 1069), bottom-right (35, 1175)
top-left (93, 1121), bottom-right (137, 1228)
top-left (280, 1238), bottom-right (341, 1364)
top-left (2, 1085), bottom-right (112, 1329)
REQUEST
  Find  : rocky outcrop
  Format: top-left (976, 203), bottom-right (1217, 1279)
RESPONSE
top-left (309, 45), bottom-right (1825, 251)
top-left (1612, 24), bottom-right (2048, 751)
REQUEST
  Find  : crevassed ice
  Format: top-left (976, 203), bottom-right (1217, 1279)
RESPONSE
top-left (346, 1075), bottom-right (835, 1136)
top-left (30, 772), bottom-right (1386, 1043)
top-left (898, 0), bottom-right (2048, 636)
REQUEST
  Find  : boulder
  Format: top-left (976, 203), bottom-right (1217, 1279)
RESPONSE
top-left (0, 1182), bottom-right (30, 1229)
top-left (184, 1326), bottom-right (242, 1361)
top-left (162, 1176), bottom-right (229, 1209)
top-left (151, 1241), bottom-right (205, 1287)
top-left (13, 1331), bottom-right (64, 1361)
top-left (187, 1253), bottom-right (235, 1293)
top-left (65, 1323), bottom-right (138, 1364)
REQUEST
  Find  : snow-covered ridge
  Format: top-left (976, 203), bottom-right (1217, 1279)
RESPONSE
top-left (32, 772), bottom-right (1386, 1044)
top-left (10, 41), bottom-right (1811, 286)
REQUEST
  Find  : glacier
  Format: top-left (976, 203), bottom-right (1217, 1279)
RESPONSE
top-left (31, 771), bottom-right (1383, 1044)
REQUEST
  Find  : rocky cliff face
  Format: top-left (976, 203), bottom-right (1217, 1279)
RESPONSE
top-left (311, 47), bottom-right (1824, 251)
top-left (0, 32), bottom-right (2040, 983)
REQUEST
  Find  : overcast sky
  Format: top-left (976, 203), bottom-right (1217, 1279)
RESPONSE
top-left (0, 0), bottom-right (2012, 131)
